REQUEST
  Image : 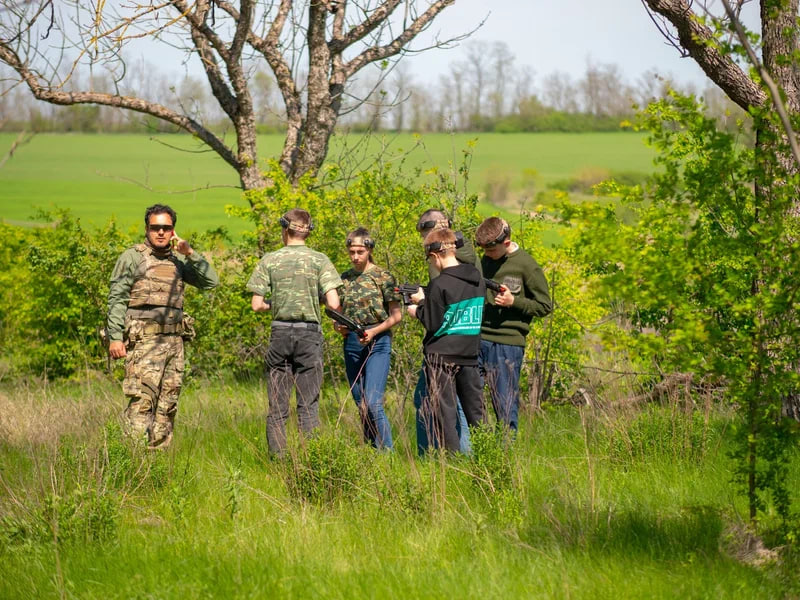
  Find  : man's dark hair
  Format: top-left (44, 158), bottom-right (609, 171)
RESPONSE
top-left (144, 204), bottom-right (177, 227)
top-left (476, 217), bottom-right (510, 247)
top-left (346, 227), bottom-right (376, 254)
top-left (417, 209), bottom-right (451, 232)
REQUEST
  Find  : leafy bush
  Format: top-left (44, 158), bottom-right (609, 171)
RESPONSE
top-left (0, 211), bottom-right (132, 377)
top-left (560, 91), bottom-right (800, 535)
top-left (0, 149), bottom-right (608, 417)
top-left (0, 486), bottom-right (119, 548)
top-left (285, 433), bottom-right (366, 505)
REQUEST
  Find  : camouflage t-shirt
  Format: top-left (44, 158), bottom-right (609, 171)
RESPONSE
top-left (247, 245), bottom-right (342, 323)
top-left (340, 265), bottom-right (402, 327)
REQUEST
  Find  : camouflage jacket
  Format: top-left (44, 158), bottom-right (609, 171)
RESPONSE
top-left (106, 243), bottom-right (219, 342)
top-left (247, 244), bottom-right (342, 323)
top-left (340, 265), bottom-right (402, 327)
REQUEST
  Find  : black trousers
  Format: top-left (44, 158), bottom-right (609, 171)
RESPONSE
top-left (423, 354), bottom-right (486, 452)
top-left (266, 326), bottom-right (323, 454)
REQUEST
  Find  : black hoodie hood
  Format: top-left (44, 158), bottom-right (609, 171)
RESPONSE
top-left (440, 262), bottom-right (482, 286)
top-left (416, 261), bottom-right (485, 365)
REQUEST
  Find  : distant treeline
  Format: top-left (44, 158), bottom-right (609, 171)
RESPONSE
top-left (0, 42), bottom-right (747, 135)
top-left (1, 104), bottom-right (633, 135)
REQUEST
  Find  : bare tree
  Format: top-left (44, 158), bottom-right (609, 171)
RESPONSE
top-left (487, 40), bottom-right (514, 120)
top-left (511, 64), bottom-right (534, 115)
top-left (388, 61), bottom-right (412, 131)
top-left (541, 70), bottom-right (578, 113)
top-left (437, 65), bottom-right (468, 130)
top-left (578, 60), bottom-right (633, 117)
top-left (633, 68), bottom-right (673, 107)
top-left (407, 83), bottom-right (434, 131)
top-left (0, 1), bottom-right (467, 191)
top-left (463, 40), bottom-right (490, 125)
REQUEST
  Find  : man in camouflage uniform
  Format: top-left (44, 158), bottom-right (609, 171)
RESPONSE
top-left (107, 204), bottom-right (218, 449)
top-left (247, 208), bottom-right (342, 455)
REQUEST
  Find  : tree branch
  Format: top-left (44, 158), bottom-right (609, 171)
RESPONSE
top-left (216, 0), bottom-right (302, 128)
top-left (344, 0), bottom-right (455, 78)
top-left (331, 0), bottom-right (402, 51)
top-left (0, 42), bottom-right (238, 170)
top-left (95, 170), bottom-right (240, 194)
top-left (0, 129), bottom-right (34, 169)
top-left (642, 0), bottom-right (766, 111)
top-left (719, 0), bottom-right (800, 169)
top-left (171, 0), bottom-right (232, 63)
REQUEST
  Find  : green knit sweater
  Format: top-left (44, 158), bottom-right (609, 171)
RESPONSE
top-left (480, 243), bottom-right (552, 347)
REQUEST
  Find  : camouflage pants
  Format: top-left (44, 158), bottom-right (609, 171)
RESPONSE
top-left (122, 333), bottom-right (184, 449)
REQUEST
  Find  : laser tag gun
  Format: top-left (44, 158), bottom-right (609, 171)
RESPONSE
top-left (484, 278), bottom-right (508, 294)
top-left (394, 284), bottom-right (423, 305)
top-left (325, 307), bottom-right (367, 340)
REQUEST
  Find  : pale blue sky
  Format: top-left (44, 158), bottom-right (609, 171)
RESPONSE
top-left (132, 1), bottom-right (760, 90)
top-left (413, 0), bottom-right (711, 87)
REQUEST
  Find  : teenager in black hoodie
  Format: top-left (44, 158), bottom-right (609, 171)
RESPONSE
top-left (407, 229), bottom-right (487, 452)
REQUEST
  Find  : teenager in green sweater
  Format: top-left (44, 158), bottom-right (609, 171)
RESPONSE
top-left (476, 217), bottom-right (552, 432)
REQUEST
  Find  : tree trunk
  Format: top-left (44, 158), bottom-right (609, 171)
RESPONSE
top-left (643, 0), bottom-right (800, 419)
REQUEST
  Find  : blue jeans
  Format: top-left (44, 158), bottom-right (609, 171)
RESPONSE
top-left (413, 366), bottom-right (471, 455)
top-left (479, 340), bottom-right (524, 431)
top-left (344, 331), bottom-right (393, 449)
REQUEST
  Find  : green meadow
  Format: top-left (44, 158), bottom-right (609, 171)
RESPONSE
top-left (1, 377), bottom-right (794, 599)
top-left (4, 131), bottom-right (800, 597)
top-left (0, 132), bottom-right (654, 235)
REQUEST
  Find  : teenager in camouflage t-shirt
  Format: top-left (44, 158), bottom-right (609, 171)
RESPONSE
top-left (247, 208), bottom-right (342, 455)
top-left (335, 228), bottom-right (402, 450)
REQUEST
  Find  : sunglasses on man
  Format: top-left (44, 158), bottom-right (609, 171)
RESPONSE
top-left (148, 224), bottom-right (174, 233)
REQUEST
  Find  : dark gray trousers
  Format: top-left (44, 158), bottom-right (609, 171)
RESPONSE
top-left (424, 355), bottom-right (485, 453)
top-left (266, 326), bottom-right (323, 454)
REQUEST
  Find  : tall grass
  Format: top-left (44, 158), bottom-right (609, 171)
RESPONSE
top-left (0, 376), bottom-right (794, 598)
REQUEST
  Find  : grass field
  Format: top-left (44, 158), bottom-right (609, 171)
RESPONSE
top-left (0, 377), bottom-right (795, 598)
top-left (0, 132), bottom-right (654, 236)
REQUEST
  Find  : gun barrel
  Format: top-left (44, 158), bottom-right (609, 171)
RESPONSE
top-left (484, 278), bottom-right (506, 293)
top-left (325, 307), bottom-right (367, 339)
top-left (394, 284), bottom-right (422, 305)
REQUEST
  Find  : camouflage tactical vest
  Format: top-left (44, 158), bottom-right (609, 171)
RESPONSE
top-left (128, 244), bottom-right (184, 309)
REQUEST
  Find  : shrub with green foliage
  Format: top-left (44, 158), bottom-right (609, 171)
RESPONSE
top-left (0, 211), bottom-right (132, 377)
top-left (284, 433), bottom-right (367, 505)
top-left (561, 91), bottom-right (800, 536)
top-left (0, 146), bottom-right (612, 419)
top-left (225, 159), bottom-right (482, 378)
top-left (509, 212), bottom-right (610, 406)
